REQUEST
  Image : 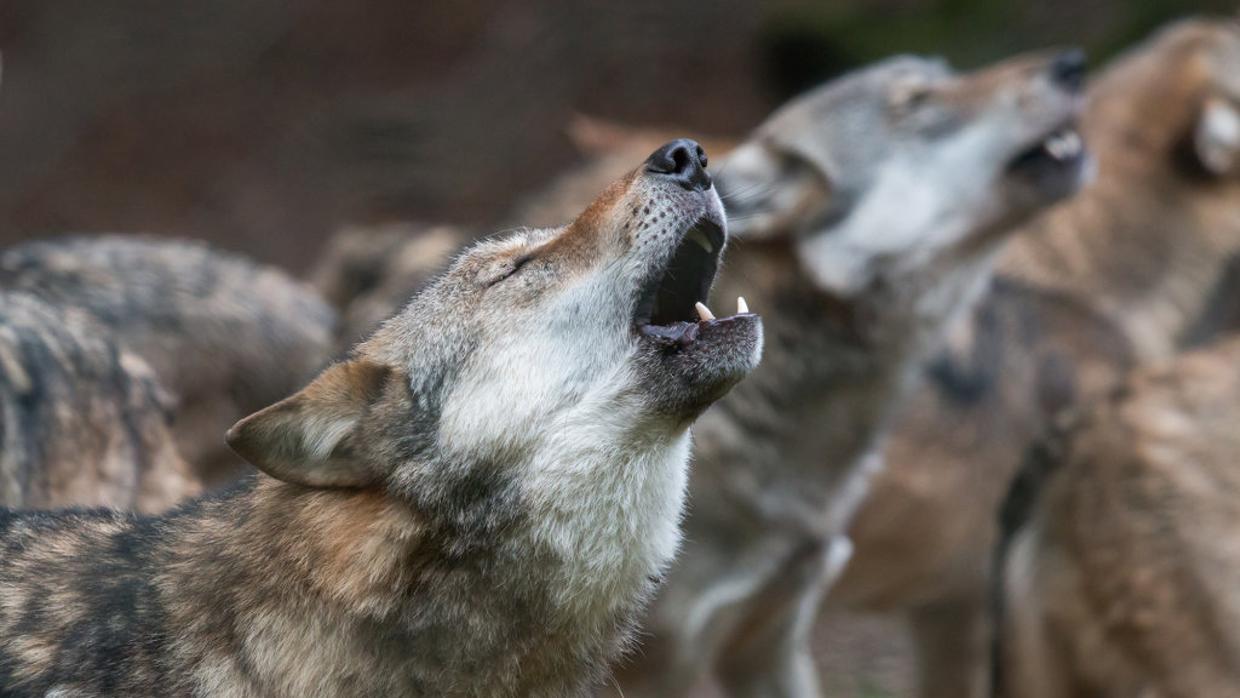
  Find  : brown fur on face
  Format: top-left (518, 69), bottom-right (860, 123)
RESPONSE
top-left (833, 17), bottom-right (1240, 698)
top-left (511, 116), bottom-right (737, 230)
top-left (998, 333), bottom-right (1240, 698)
top-left (308, 121), bottom-right (737, 350)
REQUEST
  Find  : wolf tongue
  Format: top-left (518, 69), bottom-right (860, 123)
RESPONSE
top-left (640, 321), bottom-right (700, 346)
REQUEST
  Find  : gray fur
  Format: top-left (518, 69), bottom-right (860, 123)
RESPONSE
top-left (0, 235), bottom-right (338, 485)
top-left (0, 291), bottom-right (195, 511)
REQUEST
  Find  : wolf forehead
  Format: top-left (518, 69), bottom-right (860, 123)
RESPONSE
top-left (761, 57), bottom-right (952, 142)
top-left (357, 227), bottom-right (604, 368)
top-left (385, 187), bottom-right (708, 317)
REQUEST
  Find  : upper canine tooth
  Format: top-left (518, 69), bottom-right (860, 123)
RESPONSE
top-left (1045, 137), bottom-right (1065, 160)
top-left (737, 296), bottom-right (749, 314)
top-left (687, 228), bottom-right (714, 254)
top-left (695, 302), bottom-right (716, 322)
top-left (1061, 131), bottom-right (1082, 155)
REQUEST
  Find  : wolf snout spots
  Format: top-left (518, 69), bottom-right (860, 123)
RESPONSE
top-left (645, 139), bottom-right (712, 192)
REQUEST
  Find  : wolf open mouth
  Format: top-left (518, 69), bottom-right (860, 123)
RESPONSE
top-left (1007, 121), bottom-right (1087, 174)
top-left (634, 218), bottom-right (749, 347)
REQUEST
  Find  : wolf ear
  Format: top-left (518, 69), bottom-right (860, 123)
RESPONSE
top-left (1194, 96), bottom-right (1240, 176)
top-left (227, 359), bottom-right (394, 488)
top-left (715, 141), bottom-right (833, 240)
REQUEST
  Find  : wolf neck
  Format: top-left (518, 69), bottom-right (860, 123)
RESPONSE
top-left (694, 237), bottom-right (998, 531)
top-left (518, 417), bottom-right (692, 620)
top-left (1001, 170), bottom-right (1240, 360)
top-left (432, 346), bottom-right (694, 624)
top-left (177, 454), bottom-right (688, 695)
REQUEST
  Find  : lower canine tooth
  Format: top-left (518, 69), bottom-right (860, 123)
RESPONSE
top-left (695, 302), bottom-right (715, 322)
top-left (1062, 131), bottom-right (1081, 155)
top-left (1042, 130), bottom-right (1081, 162)
top-left (737, 296), bottom-right (749, 314)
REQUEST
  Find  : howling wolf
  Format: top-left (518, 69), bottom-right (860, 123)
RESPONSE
top-left (0, 141), bottom-right (761, 697)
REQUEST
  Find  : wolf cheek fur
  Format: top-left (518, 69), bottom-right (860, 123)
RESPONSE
top-left (0, 141), bottom-right (762, 697)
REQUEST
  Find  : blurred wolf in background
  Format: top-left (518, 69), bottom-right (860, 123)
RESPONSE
top-left (312, 221), bottom-right (466, 347)
top-left (612, 48), bottom-right (1089, 698)
top-left (0, 236), bottom-right (338, 487)
top-left (0, 141), bottom-right (763, 697)
top-left (830, 17), bottom-right (1240, 698)
top-left (998, 333), bottom-right (1240, 698)
top-left (0, 291), bottom-right (196, 511)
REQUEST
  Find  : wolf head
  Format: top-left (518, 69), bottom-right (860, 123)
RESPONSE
top-left (228, 140), bottom-right (762, 496)
top-left (1112, 17), bottom-right (1240, 179)
top-left (719, 50), bottom-right (1090, 295)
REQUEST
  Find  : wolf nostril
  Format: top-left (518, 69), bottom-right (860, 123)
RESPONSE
top-left (670, 146), bottom-right (692, 173)
top-left (1049, 48), bottom-right (1087, 92)
top-left (645, 138), bottom-right (712, 192)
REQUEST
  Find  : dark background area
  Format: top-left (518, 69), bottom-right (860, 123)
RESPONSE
top-left (0, 0), bottom-right (1232, 271)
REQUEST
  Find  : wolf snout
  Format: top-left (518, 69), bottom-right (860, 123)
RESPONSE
top-left (1047, 48), bottom-right (1086, 92)
top-left (645, 138), bottom-right (712, 192)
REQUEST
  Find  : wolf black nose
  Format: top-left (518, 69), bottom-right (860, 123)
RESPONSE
top-left (646, 139), bottom-right (712, 192)
top-left (1049, 48), bottom-right (1086, 92)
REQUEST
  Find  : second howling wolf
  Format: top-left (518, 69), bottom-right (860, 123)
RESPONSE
top-left (0, 141), bottom-right (762, 696)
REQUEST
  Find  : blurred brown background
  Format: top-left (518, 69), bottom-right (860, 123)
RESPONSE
top-left (0, 0), bottom-right (1231, 271)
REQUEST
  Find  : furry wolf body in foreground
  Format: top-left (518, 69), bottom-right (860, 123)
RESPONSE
top-left (0, 141), bottom-right (762, 697)
top-left (0, 236), bottom-right (338, 487)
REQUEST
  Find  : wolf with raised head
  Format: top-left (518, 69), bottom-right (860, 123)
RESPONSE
top-left (833, 18), bottom-right (1240, 698)
top-left (612, 48), bottom-right (1090, 697)
top-left (0, 141), bottom-right (761, 697)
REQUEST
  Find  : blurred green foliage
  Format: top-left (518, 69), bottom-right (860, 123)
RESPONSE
top-left (760, 0), bottom-right (1238, 98)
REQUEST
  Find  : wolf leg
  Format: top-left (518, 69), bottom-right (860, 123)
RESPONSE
top-left (611, 526), bottom-right (808, 697)
top-left (714, 536), bottom-right (852, 698)
top-left (908, 594), bottom-right (990, 698)
top-left (997, 528), bottom-right (1076, 698)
